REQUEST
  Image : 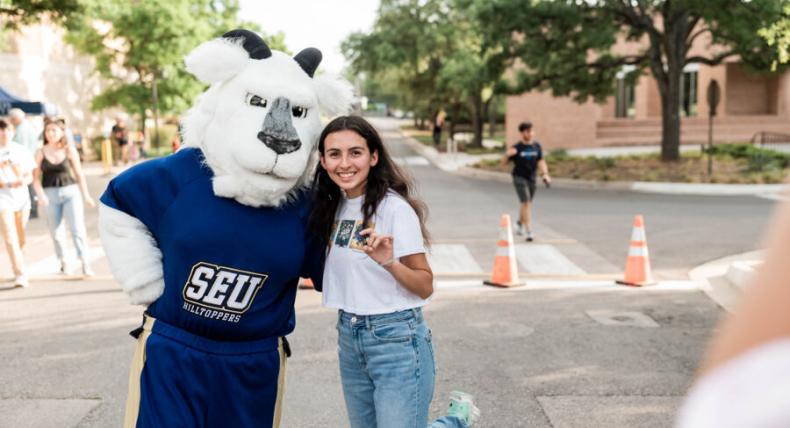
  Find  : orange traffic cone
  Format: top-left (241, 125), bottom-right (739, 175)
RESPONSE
top-left (299, 277), bottom-right (314, 289)
top-left (616, 215), bottom-right (655, 287)
top-left (484, 214), bottom-right (525, 288)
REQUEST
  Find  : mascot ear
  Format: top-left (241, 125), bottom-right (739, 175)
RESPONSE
top-left (314, 73), bottom-right (355, 117)
top-left (184, 29), bottom-right (271, 84)
top-left (294, 47), bottom-right (322, 78)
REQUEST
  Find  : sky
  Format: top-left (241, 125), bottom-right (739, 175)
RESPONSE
top-left (238, 0), bottom-right (380, 74)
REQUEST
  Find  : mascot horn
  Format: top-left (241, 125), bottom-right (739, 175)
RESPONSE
top-left (98, 29), bottom-right (353, 427)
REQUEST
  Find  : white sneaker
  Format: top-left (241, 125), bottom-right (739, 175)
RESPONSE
top-left (59, 260), bottom-right (69, 275)
top-left (515, 222), bottom-right (526, 236)
top-left (82, 262), bottom-right (95, 277)
top-left (14, 275), bottom-right (29, 288)
top-left (526, 230), bottom-right (534, 242)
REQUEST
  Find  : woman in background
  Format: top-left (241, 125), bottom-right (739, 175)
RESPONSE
top-left (33, 118), bottom-right (95, 276)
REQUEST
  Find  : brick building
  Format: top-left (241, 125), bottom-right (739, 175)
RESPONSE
top-left (505, 34), bottom-right (790, 150)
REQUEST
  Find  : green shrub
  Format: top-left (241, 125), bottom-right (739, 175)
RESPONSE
top-left (593, 157), bottom-right (616, 170)
top-left (547, 149), bottom-right (569, 161)
top-left (708, 143), bottom-right (789, 172)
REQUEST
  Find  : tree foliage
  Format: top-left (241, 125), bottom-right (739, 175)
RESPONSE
top-left (474, 0), bottom-right (785, 161)
top-left (0, 0), bottom-right (81, 29)
top-left (343, 0), bottom-right (514, 147)
top-left (759, 2), bottom-right (790, 68)
top-left (65, 0), bottom-right (286, 141)
top-left (343, 0), bottom-right (455, 128)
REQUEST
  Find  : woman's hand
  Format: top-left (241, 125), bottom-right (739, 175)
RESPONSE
top-left (84, 196), bottom-right (96, 208)
top-left (37, 194), bottom-right (49, 207)
top-left (359, 228), bottom-right (395, 267)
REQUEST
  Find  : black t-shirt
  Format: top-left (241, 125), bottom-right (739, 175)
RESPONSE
top-left (509, 141), bottom-right (542, 179)
top-left (112, 125), bottom-right (128, 146)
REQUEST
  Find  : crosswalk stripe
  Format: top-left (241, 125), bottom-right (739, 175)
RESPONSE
top-left (427, 244), bottom-right (484, 275)
top-left (27, 246), bottom-right (105, 276)
top-left (514, 244), bottom-right (586, 275)
top-left (394, 156), bottom-right (430, 166)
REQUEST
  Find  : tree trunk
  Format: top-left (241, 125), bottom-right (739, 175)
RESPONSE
top-left (470, 93), bottom-right (484, 148)
top-left (448, 104), bottom-right (461, 142)
top-left (152, 75), bottom-right (160, 150)
top-left (487, 96), bottom-right (496, 138)
top-left (659, 80), bottom-right (681, 162)
top-left (654, 9), bottom-right (690, 162)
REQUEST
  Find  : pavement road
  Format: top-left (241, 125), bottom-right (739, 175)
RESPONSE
top-left (0, 118), bottom-right (776, 427)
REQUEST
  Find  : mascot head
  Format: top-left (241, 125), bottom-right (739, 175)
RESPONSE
top-left (182, 29), bottom-right (354, 207)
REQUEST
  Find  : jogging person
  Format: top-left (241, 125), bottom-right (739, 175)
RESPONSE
top-left (502, 121), bottom-right (550, 242)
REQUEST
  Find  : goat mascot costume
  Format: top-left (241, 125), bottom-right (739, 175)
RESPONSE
top-left (98, 29), bottom-right (353, 427)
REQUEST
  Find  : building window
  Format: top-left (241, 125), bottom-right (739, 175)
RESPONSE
top-left (615, 65), bottom-right (636, 118)
top-left (680, 65), bottom-right (698, 117)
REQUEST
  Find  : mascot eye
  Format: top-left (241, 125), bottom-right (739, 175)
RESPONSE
top-left (292, 106), bottom-right (308, 118)
top-left (245, 93), bottom-right (267, 108)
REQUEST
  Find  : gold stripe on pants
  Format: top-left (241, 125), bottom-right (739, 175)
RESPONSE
top-left (272, 338), bottom-right (287, 428)
top-left (123, 316), bottom-right (155, 428)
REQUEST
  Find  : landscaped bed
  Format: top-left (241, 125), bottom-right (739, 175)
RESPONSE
top-left (472, 144), bottom-right (790, 184)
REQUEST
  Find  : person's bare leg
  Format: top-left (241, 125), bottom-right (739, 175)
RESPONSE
top-left (523, 202), bottom-right (532, 230)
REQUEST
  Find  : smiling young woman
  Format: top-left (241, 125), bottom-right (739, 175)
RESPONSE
top-left (309, 116), bottom-right (480, 428)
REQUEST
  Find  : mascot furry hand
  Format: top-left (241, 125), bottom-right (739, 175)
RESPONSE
top-left (98, 29), bottom-right (352, 427)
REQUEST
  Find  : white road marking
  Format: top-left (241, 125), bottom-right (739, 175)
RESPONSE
top-left (26, 246), bottom-right (105, 276)
top-left (435, 279), bottom-right (699, 291)
top-left (428, 244), bottom-right (484, 275)
top-left (394, 156), bottom-right (430, 166)
top-left (515, 244), bottom-right (586, 275)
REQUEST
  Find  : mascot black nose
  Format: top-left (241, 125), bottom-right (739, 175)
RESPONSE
top-left (258, 97), bottom-right (302, 155)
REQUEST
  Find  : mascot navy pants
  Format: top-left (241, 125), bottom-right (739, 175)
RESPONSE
top-left (124, 315), bottom-right (286, 428)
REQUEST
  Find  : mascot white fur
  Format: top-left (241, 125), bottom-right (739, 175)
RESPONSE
top-left (98, 29), bottom-right (352, 427)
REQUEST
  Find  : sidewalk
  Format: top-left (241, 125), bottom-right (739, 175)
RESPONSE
top-left (399, 134), bottom-right (789, 198)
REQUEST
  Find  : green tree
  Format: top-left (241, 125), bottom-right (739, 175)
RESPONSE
top-left (0, 0), bottom-right (81, 29)
top-left (759, 2), bottom-right (790, 68)
top-left (66, 0), bottom-right (285, 148)
top-left (342, 0), bottom-right (455, 128)
top-left (475, 0), bottom-right (785, 161)
top-left (343, 0), bottom-right (513, 147)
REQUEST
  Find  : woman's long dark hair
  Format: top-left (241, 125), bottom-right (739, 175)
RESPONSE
top-left (309, 116), bottom-right (430, 247)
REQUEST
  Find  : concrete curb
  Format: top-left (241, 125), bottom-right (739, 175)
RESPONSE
top-left (725, 260), bottom-right (760, 292)
top-left (688, 250), bottom-right (764, 313)
top-left (398, 132), bottom-right (789, 197)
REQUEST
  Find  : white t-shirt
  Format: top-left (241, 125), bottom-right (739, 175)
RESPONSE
top-left (322, 191), bottom-right (428, 315)
top-left (676, 338), bottom-right (790, 428)
top-left (0, 142), bottom-right (34, 212)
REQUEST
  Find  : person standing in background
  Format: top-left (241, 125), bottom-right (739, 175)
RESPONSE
top-left (432, 110), bottom-right (445, 147)
top-left (8, 108), bottom-right (39, 219)
top-left (0, 119), bottom-right (36, 287)
top-left (33, 118), bottom-right (96, 276)
top-left (111, 116), bottom-right (130, 165)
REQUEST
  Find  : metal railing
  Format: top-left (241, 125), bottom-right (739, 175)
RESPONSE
top-left (750, 131), bottom-right (790, 149)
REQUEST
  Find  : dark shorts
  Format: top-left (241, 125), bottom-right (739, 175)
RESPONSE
top-left (513, 175), bottom-right (536, 203)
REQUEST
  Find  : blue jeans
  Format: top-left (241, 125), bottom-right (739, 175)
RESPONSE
top-left (43, 184), bottom-right (89, 261)
top-left (337, 308), bottom-right (467, 428)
